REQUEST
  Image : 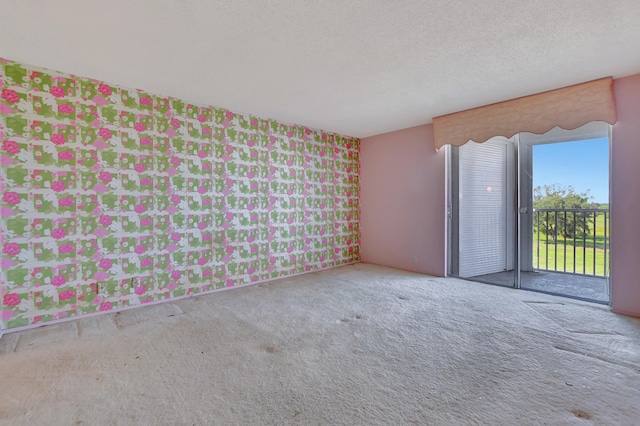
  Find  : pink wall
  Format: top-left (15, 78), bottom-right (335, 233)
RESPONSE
top-left (359, 75), bottom-right (640, 318)
top-left (611, 74), bottom-right (640, 317)
top-left (360, 124), bottom-right (446, 276)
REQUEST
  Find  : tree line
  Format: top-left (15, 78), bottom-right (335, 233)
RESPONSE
top-left (533, 184), bottom-right (605, 242)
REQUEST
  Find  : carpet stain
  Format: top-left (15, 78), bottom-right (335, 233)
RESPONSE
top-left (571, 409), bottom-right (592, 419)
top-left (113, 312), bottom-right (125, 330)
top-left (265, 346), bottom-right (277, 354)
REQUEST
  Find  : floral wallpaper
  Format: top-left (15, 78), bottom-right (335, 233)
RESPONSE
top-left (0, 58), bottom-right (360, 331)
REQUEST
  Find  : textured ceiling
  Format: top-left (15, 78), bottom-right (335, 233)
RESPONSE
top-left (1, 0), bottom-right (639, 138)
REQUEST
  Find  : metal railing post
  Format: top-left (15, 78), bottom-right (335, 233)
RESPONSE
top-left (593, 211), bottom-right (597, 276)
top-left (583, 213), bottom-right (587, 275)
top-left (532, 208), bottom-right (608, 278)
top-left (604, 211), bottom-right (608, 277)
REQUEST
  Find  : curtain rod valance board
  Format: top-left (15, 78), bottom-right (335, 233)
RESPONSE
top-left (432, 77), bottom-right (617, 149)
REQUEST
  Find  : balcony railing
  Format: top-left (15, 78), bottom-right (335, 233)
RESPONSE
top-left (533, 208), bottom-right (609, 277)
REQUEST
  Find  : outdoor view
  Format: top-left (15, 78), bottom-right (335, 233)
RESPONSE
top-left (532, 138), bottom-right (609, 277)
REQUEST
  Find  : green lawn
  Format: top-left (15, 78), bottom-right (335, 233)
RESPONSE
top-left (532, 212), bottom-right (609, 276)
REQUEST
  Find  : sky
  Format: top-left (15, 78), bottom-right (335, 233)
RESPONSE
top-left (532, 138), bottom-right (609, 203)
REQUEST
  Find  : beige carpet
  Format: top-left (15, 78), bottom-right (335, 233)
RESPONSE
top-left (1, 263), bottom-right (639, 425)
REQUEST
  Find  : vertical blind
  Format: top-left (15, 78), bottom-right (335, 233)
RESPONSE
top-left (458, 138), bottom-right (510, 278)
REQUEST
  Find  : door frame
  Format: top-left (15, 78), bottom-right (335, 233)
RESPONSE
top-left (446, 123), bottom-right (612, 306)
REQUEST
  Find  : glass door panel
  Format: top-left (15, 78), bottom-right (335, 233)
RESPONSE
top-left (518, 124), bottom-right (610, 303)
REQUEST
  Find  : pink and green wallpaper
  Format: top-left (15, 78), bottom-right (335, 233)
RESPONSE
top-left (0, 58), bottom-right (360, 331)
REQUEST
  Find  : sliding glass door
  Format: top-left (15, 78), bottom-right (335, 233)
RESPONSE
top-left (448, 122), bottom-right (611, 304)
top-left (518, 123), bottom-right (610, 303)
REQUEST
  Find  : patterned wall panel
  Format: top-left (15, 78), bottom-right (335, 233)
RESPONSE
top-left (0, 58), bottom-right (360, 330)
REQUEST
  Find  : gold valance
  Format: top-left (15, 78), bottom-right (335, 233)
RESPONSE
top-left (433, 77), bottom-right (617, 149)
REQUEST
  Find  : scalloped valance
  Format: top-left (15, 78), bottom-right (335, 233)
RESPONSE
top-left (432, 77), bottom-right (617, 149)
